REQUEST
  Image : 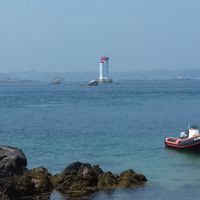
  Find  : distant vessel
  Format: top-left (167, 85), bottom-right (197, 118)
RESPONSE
top-left (98, 56), bottom-right (112, 83)
top-left (52, 79), bottom-right (62, 84)
top-left (88, 80), bottom-right (98, 86)
top-left (176, 75), bottom-right (183, 80)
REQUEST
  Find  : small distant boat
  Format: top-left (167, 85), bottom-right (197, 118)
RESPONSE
top-left (88, 80), bottom-right (98, 86)
top-left (52, 79), bottom-right (62, 84)
top-left (165, 125), bottom-right (200, 150)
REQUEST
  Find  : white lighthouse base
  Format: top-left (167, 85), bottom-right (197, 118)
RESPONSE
top-left (98, 78), bottom-right (112, 83)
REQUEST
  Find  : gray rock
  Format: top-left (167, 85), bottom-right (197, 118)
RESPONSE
top-left (24, 167), bottom-right (53, 193)
top-left (0, 145), bottom-right (27, 178)
top-left (0, 167), bottom-right (53, 200)
top-left (52, 162), bottom-right (104, 195)
top-left (52, 162), bottom-right (147, 196)
top-left (0, 145), bottom-right (148, 199)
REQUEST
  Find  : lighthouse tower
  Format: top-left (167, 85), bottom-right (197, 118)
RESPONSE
top-left (99, 56), bottom-right (112, 83)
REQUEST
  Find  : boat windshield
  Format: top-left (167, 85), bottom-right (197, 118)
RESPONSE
top-left (188, 124), bottom-right (199, 130)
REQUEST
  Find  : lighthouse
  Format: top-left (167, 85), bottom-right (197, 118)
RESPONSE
top-left (99, 56), bottom-right (112, 83)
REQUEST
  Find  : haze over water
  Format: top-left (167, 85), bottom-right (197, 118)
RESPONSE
top-left (0, 0), bottom-right (200, 72)
top-left (1, 80), bottom-right (200, 199)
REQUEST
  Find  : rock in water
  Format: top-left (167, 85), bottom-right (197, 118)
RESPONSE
top-left (97, 172), bottom-right (117, 189)
top-left (2, 176), bottom-right (36, 199)
top-left (98, 170), bottom-right (147, 189)
top-left (52, 162), bottom-right (104, 195)
top-left (0, 145), bottom-right (147, 199)
top-left (1, 167), bottom-right (53, 199)
top-left (0, 146), bottom-right (53, 199)
top-left (52, 161), bottom-right (147, 196)
top-left (24, 167), bottom-right (54, 193)
top-left (117, 169), bottom-right (147, 188)
top-left (0, 145), bottom-right (27, 178)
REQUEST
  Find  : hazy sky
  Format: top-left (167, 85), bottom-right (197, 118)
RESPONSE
top-left (0, 0), bottom-right (200, 72)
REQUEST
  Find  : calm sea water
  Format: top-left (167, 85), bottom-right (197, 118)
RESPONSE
top-left (1, 80), bottom-right (200, 200)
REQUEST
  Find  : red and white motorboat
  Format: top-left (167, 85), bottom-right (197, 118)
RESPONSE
top-left (165, 125), bottom-right (200, 150)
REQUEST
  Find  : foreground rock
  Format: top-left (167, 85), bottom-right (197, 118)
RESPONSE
top-left (0, 146), bottom-right (147, 199)
top-left (0, 145), bottom-right (27, 178)
top-left (52, 162), bottom-right (104, 195)
top-left (1, 167), bottom-right (53, 199)
top-left (24, 167), bottom-right (53, 193)
top-left (52, 162), bottom-right (147, 195)
top-left (0, 146), bottom-right (53, 199)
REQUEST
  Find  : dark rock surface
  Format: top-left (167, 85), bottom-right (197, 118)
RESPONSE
top-left (97, 171), bottom-right (117, 189)
top-left (117, 169), bottom-right (147, 188)
top-left (0, 145), bottom-right (27, 178)
top-left (52, 162), bottom-right (104, 195)
top-left (0, 146), bottom-right (147, 199)
top-left (97, 169), bottom-right (147, 189)
top-left (0, 167), bottom-right (53, 200)
top-left (2, 176), bottom-right (36, 199)
top-left (24, 167), bottom-right (54, 194)
top-left (52, 161), bottom-right (147, 195)
top-left (0, 146), bottom-right (53, 199)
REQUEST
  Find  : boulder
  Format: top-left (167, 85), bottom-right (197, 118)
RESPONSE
top-left (0, 145), bottom-right (148, 199)
top-left (52, 162), bottom-right (103, 195)
top-left (2, 176), bottom-right (36, 199)
top-left (117, 169), bottom-right (147, 188)
top-left (97, 172), bottom-right (117, 189)
top-left (1, 167), bottom-right (53, 200)
top-left (52, 162), bottom-right (147, 195)
top-left (23, 167), bottom-right (54, 194)
top-left (0, 145), bottom-right (53, 197)
top-left (98, 169), bottom-right (147, 190)
top-left (0, 145), bottom-right (27, 178)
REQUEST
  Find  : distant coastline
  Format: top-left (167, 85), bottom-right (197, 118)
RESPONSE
top-left (1, 69), bottom-right (200, 82)
top-left (0, 80), bottom-right (32, 83)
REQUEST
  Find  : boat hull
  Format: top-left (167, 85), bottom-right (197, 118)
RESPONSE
top-left (165, 135), bottom-right (200, 150)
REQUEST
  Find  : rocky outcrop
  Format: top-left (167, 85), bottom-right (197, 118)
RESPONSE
top-left (23, 167), bottom-right (53, 194)
top-left (98, 169), bottom-right (147, 189)
top-left (117, 169), bottom-right (147, 188)
top-left (97, 172), bottom-right (117, 189)
top-left (52, 162), bottom-right (104, 195)
top-left (0, 146), bottom-right (147, 199)
top-left (0, 167), bottom-right (53, 199)
top-left (0, 145), bottom-right (53, 199)
top-left (2, 176), bottom-right (36, 199)
top-left (52, 162), bottom-right (147, 195)
top-left (0, 145), bottom-right (27, 178)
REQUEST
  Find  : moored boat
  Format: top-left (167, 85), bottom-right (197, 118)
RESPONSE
top-left (88, 80), bottom-right (98, 86)
top-left (165, 125), bottom-right (200, 150)
top-left (52, 79), bottom-right (62, 84)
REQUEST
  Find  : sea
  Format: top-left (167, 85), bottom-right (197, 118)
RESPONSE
top-left (1, 79), bottom-right (200, 200)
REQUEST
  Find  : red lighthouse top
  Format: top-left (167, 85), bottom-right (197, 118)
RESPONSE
top-left (100, 56), bottom-right (109, 61)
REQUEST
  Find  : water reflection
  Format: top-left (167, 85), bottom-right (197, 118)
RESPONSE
top-left (50, 190), bottom-right (95, 200)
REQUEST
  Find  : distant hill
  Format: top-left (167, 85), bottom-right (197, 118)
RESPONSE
top-left (1, 69), bottom-right (200, 82)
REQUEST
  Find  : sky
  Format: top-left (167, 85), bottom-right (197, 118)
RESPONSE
top-left (0, 0), bottom-right (200, 72)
